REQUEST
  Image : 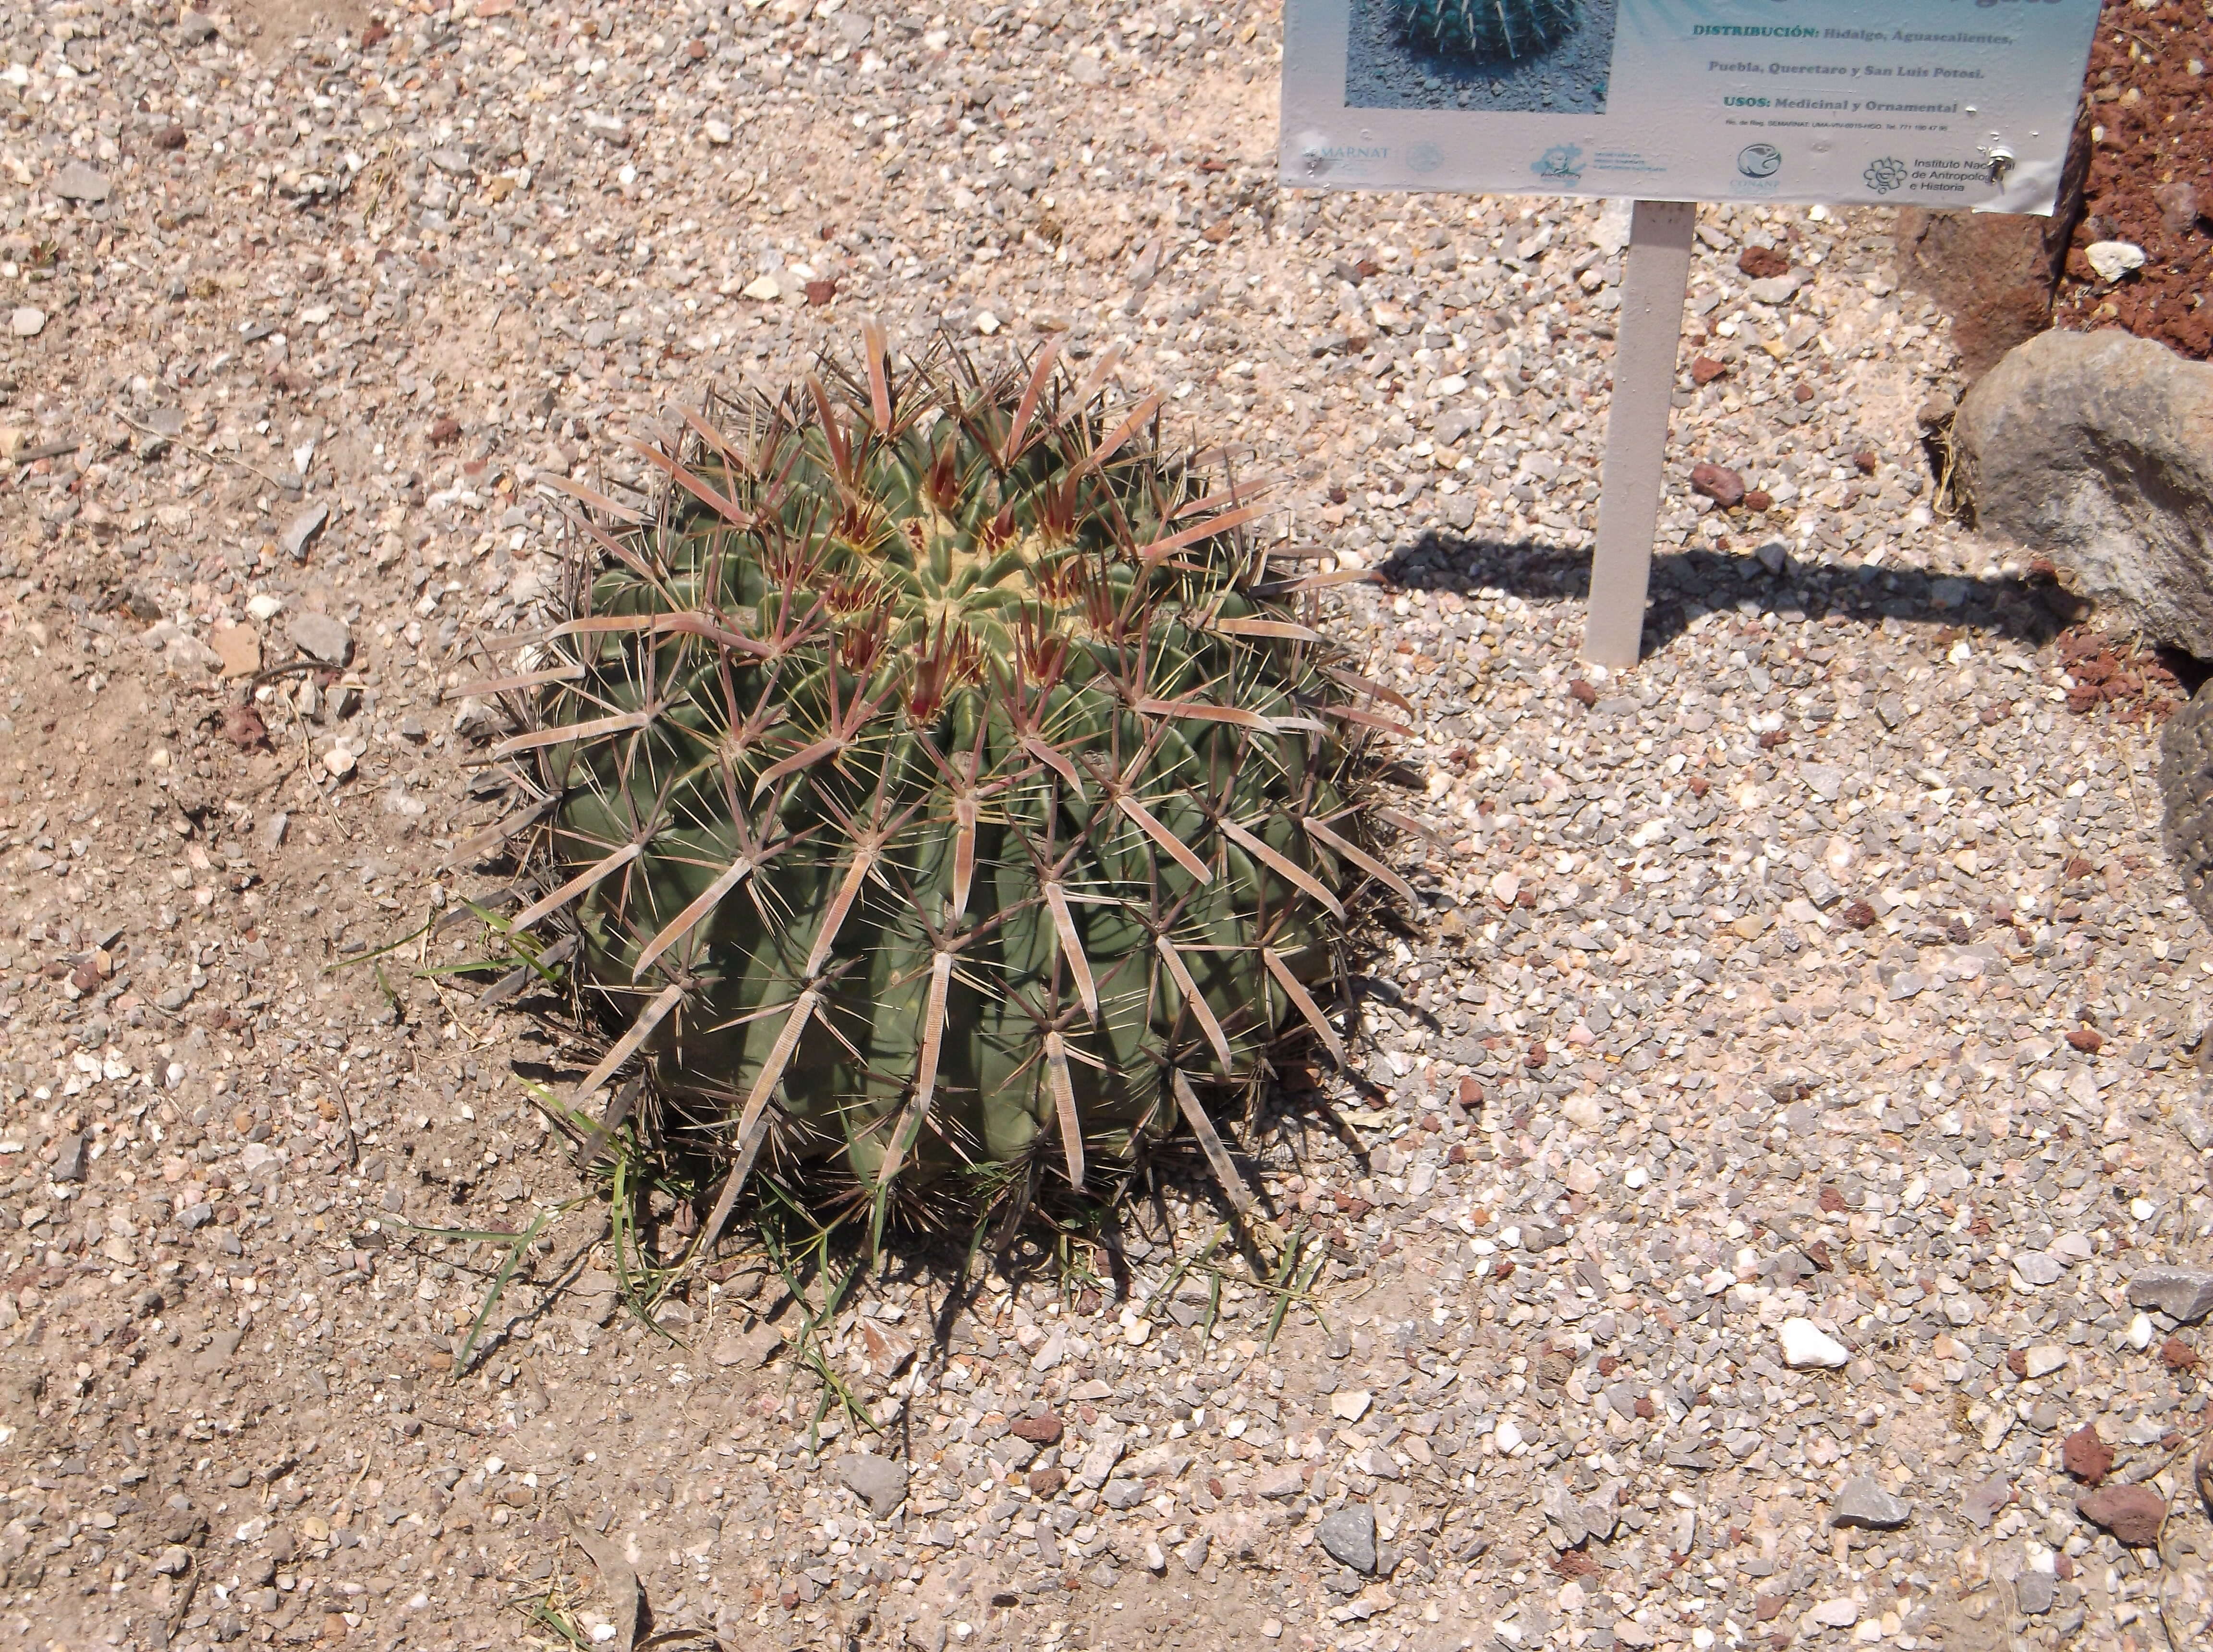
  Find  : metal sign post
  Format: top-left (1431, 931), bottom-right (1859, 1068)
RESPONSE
top-left (1581, 200), bottom-right (1695, 671)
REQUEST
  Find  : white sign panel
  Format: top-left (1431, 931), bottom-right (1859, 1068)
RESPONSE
top-left (1281, 0), bottom-right (2102, 214)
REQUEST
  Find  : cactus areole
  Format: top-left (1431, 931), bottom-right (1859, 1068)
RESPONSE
top-left (484, 337), bottom-right (1404, 1229)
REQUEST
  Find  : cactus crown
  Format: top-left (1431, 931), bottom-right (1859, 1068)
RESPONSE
top-left (1396, 0), bottom-right (1581, 63)
top-left (469, 335), bottom-right (1403, 1241)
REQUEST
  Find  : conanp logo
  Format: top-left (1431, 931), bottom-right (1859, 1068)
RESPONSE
top-left (1736, 144), bottom-right (1783, 180)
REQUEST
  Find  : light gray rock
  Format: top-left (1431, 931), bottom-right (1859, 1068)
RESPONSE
top-left (1073, 1421), bottom-right (1127, 1489)
top-left (1962, 1476), bottom-right (2012, 1529)
top-left (1831, 1476), bottom-right (1911, 1530)
top-left (2127, 1265), bottom-right (2213, 1325)
top-left (571, 1270), bottom-right (619, 1326)
top-left (51, 161), bottom-right (110, 204)
top-left (836, 1452), bottom-right (907, 1517)
top-left (136, 408), bottom-right (186, 456)
top-left (1542, 1481), bottom-right (1588, 1545)
top-left (1955, 329), bottom-right (2213, 656)
top-left (710, 1324), bottom-right (780, 1368)
top-left (1316, 1503), bottom-right (1376, 1575)
top-left (2178, 1103), bottom-right (2213, 1153)
top-left (289, 610), bottom-right (351, 667)
top-left (281, 503), bottom-right (330, 562)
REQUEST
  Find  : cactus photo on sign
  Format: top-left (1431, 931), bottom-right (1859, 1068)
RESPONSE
top-left (1347, 0), bottom-right (1617, 115)
top-left (464, 335), bottom-right (1406, 1242)
top-left (1399, 0), bottom-right (1583, 63)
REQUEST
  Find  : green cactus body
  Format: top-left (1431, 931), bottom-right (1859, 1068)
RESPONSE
top-left (1397, 0), bottom-right (1581, 63)
top-left (490, 341), bottom-right (1397, 1224)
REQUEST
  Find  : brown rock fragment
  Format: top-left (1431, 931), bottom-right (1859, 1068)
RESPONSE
top-left (2061, 1427), bottom-right (2111, 1485)
top-left (1737, 245), bottom-right (1791, 280)
top-left (2152, 180), bottom-right (2200, 240)
top-left (1690, 463), bottom-right (1746, 508)
top-left (1010, 1412), bottom-right (1064, 1446)
top-left (2077, 1483), bottom-right (2166, 1547)
top-left (222, 700), bottom-right (268, 751)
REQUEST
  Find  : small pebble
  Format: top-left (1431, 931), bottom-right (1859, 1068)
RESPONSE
top-left (1779, 1318), bottom-right (1850, 1370)
top-left (1830, 1476), bottom-right (1911, 1530)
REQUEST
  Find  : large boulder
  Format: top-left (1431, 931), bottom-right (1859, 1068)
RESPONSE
top-left (1955, 328), bottom-right (2213, 657)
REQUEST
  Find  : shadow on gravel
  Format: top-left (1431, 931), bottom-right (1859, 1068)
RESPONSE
top-left (1373, 530), bottom-right (2140, 664)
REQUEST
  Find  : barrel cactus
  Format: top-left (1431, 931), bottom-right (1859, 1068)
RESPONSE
top-left (469, 335), bottom-right (1405, 1238)
top-left (1398, 0), bottom-right (1581, 63)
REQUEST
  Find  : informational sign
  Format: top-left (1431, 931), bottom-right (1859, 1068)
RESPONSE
top-left (1281, 0), bottom-right (2103, 214)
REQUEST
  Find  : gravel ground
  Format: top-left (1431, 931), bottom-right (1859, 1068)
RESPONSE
top-left (2, 6), bottom-right (2211, 1652)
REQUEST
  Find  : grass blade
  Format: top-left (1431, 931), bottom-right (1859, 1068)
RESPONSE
top-left (454, 1206), bottom-right (554, 1376)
